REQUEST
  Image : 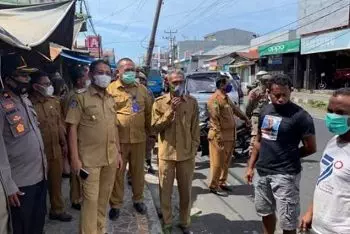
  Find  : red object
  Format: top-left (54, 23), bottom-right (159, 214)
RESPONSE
top-left (86, 35), bottom-right (101, 58)
top-left (334, 68), bottom-right (350, 80)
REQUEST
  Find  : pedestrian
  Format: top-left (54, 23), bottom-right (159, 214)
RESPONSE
top-left (152, 70), bottom-right (200, 234)
top-left (107, 58), bottom-right (152, 220)
top-left (64, 65), bottom-right (91, 211)
top-left (300, 88), bottom-right (350, 234)
top-left (136, 71), bottom-right (156, 174)
top-left (245, 74), bottom-right (317, 234)
top-left (29, 71), bottom-right (72, 222)
top-left (66, 60), bottom-right (123, 234)
top-left (1, 65), bottom-right (48, 234)
top-left (246, 74), bottom-right (272, 156)
top-left (0, 131), bottom-right (12, 234)
top-left (207, 74), bottom-right (250, 197)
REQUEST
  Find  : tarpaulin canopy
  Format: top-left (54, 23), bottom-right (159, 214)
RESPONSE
top-left (0, 1), bottom-right (76, 54)
top-left (60, 51), bottom-right (95, 64)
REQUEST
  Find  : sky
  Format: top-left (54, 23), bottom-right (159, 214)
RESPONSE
top-left (83, 0), bottom-right (298, 63)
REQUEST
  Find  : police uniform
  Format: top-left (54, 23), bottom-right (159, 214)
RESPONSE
top-left (0, 91), bottom-right (47, 234)
top-left (151, 93), bottom-right (200, 228)
top-left (107, 79), bottom-right (152, 209)
top-left (65, 85), bottom-right (118, 234)
top-left (29, 94), bottom-right (66, 216)
top-left (245, 86), bottom-right (269, 154)
top-left (207, 91), bottom-right (247, 190)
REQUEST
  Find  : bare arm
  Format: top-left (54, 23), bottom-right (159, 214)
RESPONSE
top-left (300, 202), bottom-right (314, 231)
top-left (245, 133), bottom-right (261, 184)
top-left (67, 124), bottom-right (82, 174)
top-left (300, 135), bottom-right (317, 158)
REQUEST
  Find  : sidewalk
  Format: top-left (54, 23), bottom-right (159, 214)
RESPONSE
top-left (291, 91), bottom-right (329, 119)
top-left (44, 176), bottom-right (162, 234)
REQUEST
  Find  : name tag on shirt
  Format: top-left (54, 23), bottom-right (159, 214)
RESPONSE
top-left (132, 100), bottom-right (140, 113)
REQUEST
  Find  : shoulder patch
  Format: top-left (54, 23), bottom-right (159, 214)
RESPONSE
top-left (155, 95), bottom-right (166, 101)
top-left (69, 99), bottom-right (78, 108)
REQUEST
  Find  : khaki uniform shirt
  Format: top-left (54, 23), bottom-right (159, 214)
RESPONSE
top-left (0, 91), bottom-right (47, 195)
top-left (30, 94), bottom-right (64, 160)
top-left (65, 86), bottom-right (117, 168)
top-left (152, 93), bottom-right (200, 161)
top-left (207, 91), bottom-right (246, 142)
top-left (107, 80), bottom-right (152, 144)
top-left (246, 86), bottom-right (268, 118)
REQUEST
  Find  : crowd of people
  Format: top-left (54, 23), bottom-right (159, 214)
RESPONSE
top-left (0, 56), bottom-right (349, 234)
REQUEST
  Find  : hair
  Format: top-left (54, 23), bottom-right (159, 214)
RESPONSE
top-left (267, 74), bottom-right (293, 90)
top-left (117, 57), bottom-right (134, 69)
top-left (52, 78), bottom-right (67, 96)
top-left (333, 88), bottom-right (350, 97)
top-left (30, 71), bottom-right (49, 85)
top-left (89, 60), bottom-right (110, 74)
top-left (168, 70), bottom-right (185, 81)
top-left (216, 74), bottom-right (229, 89)
top-left (70, 65), bottom-right (86, 86)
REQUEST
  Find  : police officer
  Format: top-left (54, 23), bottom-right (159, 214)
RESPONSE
top-left (207, 74), bottom-right (250, 197)
top-left (1, 65), bottom-right (47, 234)
top-left (152, 70), bottom-right (200, 234)
top-left (136, 71), bottom-right (156, 174)
top-left (29, 71), bottom-right (72, 222)
top-left (64, 65), bottom-right (91, 210)
top-left (246, 74), bottom-right (272, 156)
top-left (66, 60), bottom-right (123, 234)
top-left (107, 58), bottom-right (152, 220)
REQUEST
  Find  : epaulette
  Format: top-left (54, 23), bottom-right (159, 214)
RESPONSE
top-left (75, 88), bottom-right (87, 94)
top-left (155, 95), bottom-right (166, 101)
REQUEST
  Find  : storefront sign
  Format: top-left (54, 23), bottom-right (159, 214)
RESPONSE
top-left (86, 35), bottom-right (101, 58)
top-left (301, 28), bottom-right (350, 54)
top-left (258, 39), bottom-right (300, 57)
top-left (268, 55), bottom-right (283, 65)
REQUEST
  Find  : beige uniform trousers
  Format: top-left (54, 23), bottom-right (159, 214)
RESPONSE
top-left (48, 154), bottom-right (64, 214)
top-left (110, 142), bottom-right (146, 208)
top-left (159, 158), bottom-right (195, 227)
top-left (209, 140), bottom-right (235, 189)
top-left (80, 163), bottom-right (116, 234)
top-left (0, 181), bottom-right (8, 234)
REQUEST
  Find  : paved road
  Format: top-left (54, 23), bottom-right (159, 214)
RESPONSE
top-left (149, 117), bottom-right (333, 234)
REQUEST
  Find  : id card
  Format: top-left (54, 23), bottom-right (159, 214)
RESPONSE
top-left (132, 99), bottom-right (140, 113)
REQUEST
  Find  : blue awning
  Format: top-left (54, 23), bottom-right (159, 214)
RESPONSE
top-left (60, 51), bottom-right (95, 64)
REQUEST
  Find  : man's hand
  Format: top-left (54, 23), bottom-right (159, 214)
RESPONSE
top-left (300, 210), bottom-right (313, 232)
top-left (8, 191), bottom-right (25, 207)
top-left (71, 158), bottom-right (82, 175)
top-left (171, 97), bottom-right (182, 111)
top-left (116, 152), bottom-right (123, 169)
top-left (245, 168), bottom-right (254, 184)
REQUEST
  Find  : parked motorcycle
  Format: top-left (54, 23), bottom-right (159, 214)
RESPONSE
top-left (317, 72), bottom-right (327, 90)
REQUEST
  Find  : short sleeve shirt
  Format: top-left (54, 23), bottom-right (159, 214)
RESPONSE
top-left (256, 102), bottom-right (315, 175)
top-left (65, 86), bottom-right (117, 168)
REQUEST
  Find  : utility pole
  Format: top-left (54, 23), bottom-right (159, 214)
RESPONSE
top-left (163, 30), bottom-right (177, 67)
top-left (145, 0), bottom-right (163, 69)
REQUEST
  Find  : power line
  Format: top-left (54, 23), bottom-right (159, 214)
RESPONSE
top-left (94, 2), bottom-right (140, 25)
top-left (163, 30), bottom-right (178, 66)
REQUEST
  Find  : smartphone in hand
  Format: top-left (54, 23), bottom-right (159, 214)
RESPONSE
top-left (79, 168), bottom-right (89, 180)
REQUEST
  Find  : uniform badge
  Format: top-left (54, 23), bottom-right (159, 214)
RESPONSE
top-left (13, 115), bottom-right (22, 122)
top-left (16, 123), bottom-right (25, 133)
top-left (70, 99), bottom-right (78, 108)
top-left (1, 100), bottom-right (15, 110)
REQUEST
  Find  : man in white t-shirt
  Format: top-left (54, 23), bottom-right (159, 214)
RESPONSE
top-left (300, 88), bottom-right (350, 234)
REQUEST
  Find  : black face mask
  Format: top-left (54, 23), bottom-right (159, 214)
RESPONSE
top-left (8, 78), bottom-right (30, 95)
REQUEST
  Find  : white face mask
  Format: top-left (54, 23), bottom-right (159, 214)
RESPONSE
top-left (85, 79), bottom-right (91, 88)
top-left (46, 85), bottom-right (54, 96)
top-left (93, 75), bottom-right (111, 88)
top-left (36, 84), bottom-right (54, 97)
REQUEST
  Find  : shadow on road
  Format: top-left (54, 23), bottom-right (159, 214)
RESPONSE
top-left (191, 213), bottom-right (262, 233)
top-left (195, 160), bottom-right (210, 170)
top-left (231, 184), bottom-right (254, 196)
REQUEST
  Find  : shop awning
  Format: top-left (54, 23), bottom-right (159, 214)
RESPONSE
top-left (0, 1), bottom-right (75, 53)
top-left (258, 39), bottom-right (300, 57)
top-left (60, 51), bottom-right (95, 64)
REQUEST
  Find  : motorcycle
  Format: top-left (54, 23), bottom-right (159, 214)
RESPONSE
top-left (317, 73), bottom-right (327, 90)
top-left (234, 124), bottom-right (251, 159)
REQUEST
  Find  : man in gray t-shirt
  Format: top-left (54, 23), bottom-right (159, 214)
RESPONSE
top-left (1, 66), bottom-right (47, 234)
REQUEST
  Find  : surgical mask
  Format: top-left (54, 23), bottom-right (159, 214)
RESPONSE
top-left (35, 84), bottom-right (54, 97)
top-left (172, 84), bottom-right (184, 97)
top-left (225, 83), bottom-right (233, 93)
top-left (93, 75), bottom-right (111, 88)
top-left (122, 71), bottom-right (136, 85)
top-left (85, 79), bottom-right (91, 88)
top-left (325, 113), bottom-right (350, 135)
top-left (46, 85), bottom-right (54, 96)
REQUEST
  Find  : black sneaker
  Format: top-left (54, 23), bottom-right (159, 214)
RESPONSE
top-left (49, 212), bottom-right (73, 222)
top-left (133, 202), bottom-right (147, 215)
top-left (71, 203), bottom-right (81, 211)
top-left (147, 165), bottom-right (156, 174)
top-left (109, 208), bottom-right (120, 221)
top-left (210, 188), bottom-right (228, 197)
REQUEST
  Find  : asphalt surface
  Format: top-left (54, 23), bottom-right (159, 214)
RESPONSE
top-left (160, 117), bottom-right (333, 234)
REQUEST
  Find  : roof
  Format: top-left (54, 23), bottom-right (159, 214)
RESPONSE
top-left (203, 45), bottom-right (248, 56)
top-left (235, 50), bottom-right (259, 60)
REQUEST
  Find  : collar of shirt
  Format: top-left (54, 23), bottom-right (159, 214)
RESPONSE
top-left (215, 90), bottom-right (227, 101)
top-left (89, 85), bottom-right (108, 98)
top-left (30, 93), bottom-right (48, 103)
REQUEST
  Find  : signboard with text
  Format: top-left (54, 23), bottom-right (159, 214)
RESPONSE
top-left (258, 39), bottom-right (300, 57)
top-left (86, 35), bottom-right (101, 58)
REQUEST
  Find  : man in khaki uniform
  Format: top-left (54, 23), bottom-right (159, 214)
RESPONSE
top-left (29, 71), bottom-right (72, 222)
top-left (64, 65), bottom-right (90, 210)
top-left (207, 75), bottom-right (250, 197)
top-left (246, 74), bottom-right (272, 156)
top-left (66, 60), bottom-right (122, 234)
top-left (152, 71), bottom-right (200, 234)
top-left (107, 58), bottom-right (152, 220)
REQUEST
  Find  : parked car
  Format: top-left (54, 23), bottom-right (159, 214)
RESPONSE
top-left (185, 71), bottom-right (240, 155)
top-left (147, 69), bottom-right (163, 97)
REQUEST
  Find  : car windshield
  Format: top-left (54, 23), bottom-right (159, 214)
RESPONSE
top-left (186, 74), bottom-right (217, 93)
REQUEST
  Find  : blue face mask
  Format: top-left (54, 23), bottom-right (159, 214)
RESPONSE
top-left (325, 113), bottom-right (350, 135)
top-left (225, 83), bottom-right (233, 93)
top-left (122, 71), bottom-right (136, 85)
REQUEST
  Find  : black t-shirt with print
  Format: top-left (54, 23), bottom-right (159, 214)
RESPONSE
top-left (256, 102), bottom-right (315, 176)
